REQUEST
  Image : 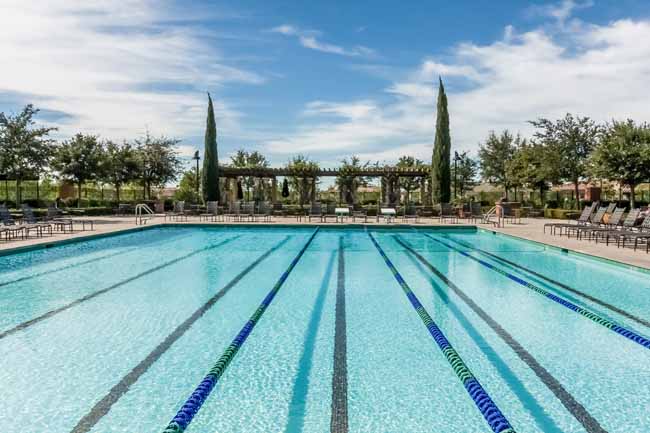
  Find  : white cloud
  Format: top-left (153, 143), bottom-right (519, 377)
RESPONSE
top-left (270, 24), bottom-right (375, 57)
top-left (0, 0), bottom-right (263, 142)
top-left (262, 16), bottom-right (650, 165)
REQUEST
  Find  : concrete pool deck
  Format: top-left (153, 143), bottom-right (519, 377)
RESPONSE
top-left (2, 215), bottom-right (650, 270)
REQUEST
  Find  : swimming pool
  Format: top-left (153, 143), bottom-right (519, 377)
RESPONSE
top-left (1, 225), bottom-right (649, 433)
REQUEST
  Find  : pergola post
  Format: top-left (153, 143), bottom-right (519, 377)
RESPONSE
top-left (229, 177), bottom-right (237, 204)
top-left (271, 177), bottom-right (277, 204)
top-left (310, 176), bottom-right (316, 202)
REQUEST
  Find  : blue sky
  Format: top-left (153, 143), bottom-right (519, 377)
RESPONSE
top-left (2, 0), bottom-right (650, 171)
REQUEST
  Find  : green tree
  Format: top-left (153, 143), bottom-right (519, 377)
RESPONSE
top-left (0, 105), bottom-right (57, 205)
top-left (53, 134), bottom-right (104, 207)
top-left (230, 149), bottom-right (269, 200)
top-left (396, 156), bottom-right (425, 203)
top-left (507, 142), bottom-right (560, 204)
top-left (451, 152), bottom-right (479, 198)
top-left (336, 156), bottom-right (370, 205)
top-left (529, 113), bottom-right (601, 209)
top-left (102, 141), bottom-right (139, 203)
top-left (287, 155), bottom-right (319, 208)
top-left (478, 130), bottom-right (523, 201)
top-left (202, 93), bottom-right (220, 202)
top-left (281, 178), bottom-right (290, 198)
top-left (431, 77), bottom-right (451, 203)
top-left (175, 169), bottom-right (202, 203)
top-left (135, 132), bottom-right (182, 200)
top-left (590, 120), bottom-right (650, 208)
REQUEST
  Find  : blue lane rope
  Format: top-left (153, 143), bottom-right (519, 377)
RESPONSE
top-left (420, 232), bottom-right (650, 351)
top-left (161, 228), bottom-right (320, 433)
top-left (367, 232), bottom-right (516, 433)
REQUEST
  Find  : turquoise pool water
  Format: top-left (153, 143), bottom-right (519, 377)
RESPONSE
top-left (1, 226), bottom-right (649, 433)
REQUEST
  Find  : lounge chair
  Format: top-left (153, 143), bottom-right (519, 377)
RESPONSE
top-left (0, 205), bottom-right (38, 238)
top-left (577, 207), bottom-right (625, 241)
top-left (544, 203), bottom-right (596, 234)
top-left (598, 209), bottom-right (640, 245)
top-left (240, 201), bottom-right (256, 222)
top-left (308, 202), bottom-right (323, 222)
top-left (46, 206), bottom-right (94, 232)
top-left (402, 204), bottom-right (419, 223)
top-left (199, 201), bottom-right (222, 222)
top-left (565, 206), bottom-right (607, 238)
top-left (272, 202), bottom-right (285, 218)
top-left (165, 201), bottom-right (188, 221)
top-left (605, 215), bottom-right (650, 249)
top-left (21, 205), bottom-right (53, 236)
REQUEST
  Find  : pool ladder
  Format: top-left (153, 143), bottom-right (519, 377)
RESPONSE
top-left (483, 206), bottom-right (502, 227)
top-left (135, 203), bottom-right (155, 225)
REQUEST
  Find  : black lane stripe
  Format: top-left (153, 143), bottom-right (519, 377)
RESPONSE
top-left (70, 236), bottom-right (290, 433)
top-left (394, 236), bottom-right (608, 433)
top-left (330, 236), bottom-right (348, 433)
top-left (0, 231), bottom-right (186, 290)
top-left (0, 236), bottom-right (241, 340)
top-left (440, 234), bottom-right (650, 330)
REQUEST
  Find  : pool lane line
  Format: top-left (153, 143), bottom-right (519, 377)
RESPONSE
top-left (367, 232), bottom-right (516, 433)
top-left (0, 236), bottom-right (242, 341)
top-left (331, 236), bottom-right (348, 433)
top-left (438, 234), bottom-right (650, 330)
top-left (283, 249), bottom-right (336, 433)
top-left (0, 231), bottom-right (188, 290)
top-left (394, 236), bottom-right (608, 433)
top-left (71, 236), bottom-right (292, 433)
top-left (420, 232), bottom-right (650, 351)
top-left (161, 228), bottom-right (320, 433)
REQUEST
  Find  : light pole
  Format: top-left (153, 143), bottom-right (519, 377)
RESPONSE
top-left (193, 151), bottom-right (200, 196)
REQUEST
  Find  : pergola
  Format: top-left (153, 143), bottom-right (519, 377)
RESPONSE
top-left (219, 166), bottom-right (432, 206)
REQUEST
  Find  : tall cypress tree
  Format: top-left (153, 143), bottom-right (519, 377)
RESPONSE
top-left (431, 77), bottom-right (451, 203)
top-left (202, 93), bottom-right (220, 202)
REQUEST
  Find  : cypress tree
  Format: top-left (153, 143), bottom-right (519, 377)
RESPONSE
top-left (202, 93), bottom-right (220, 202)
top-left (281, 177), bottom-right (290, 198)
top-left (431, 77), bottom-right (451, 203)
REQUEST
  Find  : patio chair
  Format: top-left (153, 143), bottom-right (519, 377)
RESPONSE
top-left (165, 201), bottom-right (188, 221)
top-left (435, 203), bottom-right (458, 224)
top-left (21, 204), bottom-right (53, 236)
top-left (322, 202), bottom-right (338, 223)
top-left (240, 201), bottom-right (256, 222)
top-left (402, 204), bottom-right (419, 223)
top-left (224, 201), bottom-right (241, 222)
top-left (543, 203), bottom-right (596, 234)
top-left (0, 205), bottom-right (37, 238)
top-left (272, 202), bottom-right (285, 218)
top-left (45, 206), bottom-right (75, 232)
top-left (351, 203), bottom-right (367, 223)
top-left (308, 202), bottom-right (323, 222)
top-left (468, 202), bottom-right (483, 223)
top-left (598, 208), bottom-right (640, 245)
top-left (199, 201), bottom-right (222, 222)
top-left (564, 206), bottom-right (607, 238)
top-left (256, 201), bottom-right (272, 222)
top-left (577, 207), bottom-right (625, 240)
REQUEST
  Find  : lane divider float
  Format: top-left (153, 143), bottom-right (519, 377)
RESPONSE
top-left (420, 232), bottom-right (650, 351)
top-left (161, 228), bottom-right (320, 433)
top-left (367, 232), bottom-right (516, 433)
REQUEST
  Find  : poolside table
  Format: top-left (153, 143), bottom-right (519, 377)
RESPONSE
top-left (335, 207), bottom-right (350, 223)
top-left (380, 208), bottom-right (396, 223)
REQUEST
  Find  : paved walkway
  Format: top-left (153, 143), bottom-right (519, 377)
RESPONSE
top-left (1, 215), bottom-right (649, 269)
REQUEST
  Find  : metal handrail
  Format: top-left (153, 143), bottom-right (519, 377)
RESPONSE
top-left (135, 203), bottom-right (155, 225)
